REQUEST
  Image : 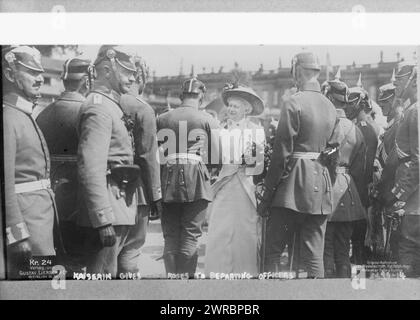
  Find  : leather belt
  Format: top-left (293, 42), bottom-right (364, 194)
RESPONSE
top-left (166, 153), bottom-right (202, 163)
top-left (15, 179), bottom-right (51, 194)
top-left (291, 152), bottom-right (320, 160)
top-left (51, 154), bottom-right (77, 162)
top-left (336, 166), bottom-right (350, 174)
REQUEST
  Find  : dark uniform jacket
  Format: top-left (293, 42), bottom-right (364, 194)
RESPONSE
top-left (119, 94), bottom-right (162, 205)
top-left (329, 110), bottom-right (367, 222)
top-left (375, 114), bottom-right (402, 199)
top-left (391, 103), bottom-right (419, 215)
top-left (357, 120), bottom-right (378, 207)
top-left (36, 91), bottom-right (85, 221)
top-left (3, 92), bottom-right (55, 255)
top-left (264, 82), bottom-right (340, 215)
top-left (157, 103), bottom-right (221, 203)
top-left (77, 85), bottom-right (137, 229)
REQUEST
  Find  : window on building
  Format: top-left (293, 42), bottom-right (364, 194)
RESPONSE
top-left (273, 90), bottom-right (279, 106)
top-left (262, 90), bottom-right (269, 106)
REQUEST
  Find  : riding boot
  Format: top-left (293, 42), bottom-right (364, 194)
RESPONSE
top-left (177, 252), bottom-right (198, 278)
top-left (163, 253), bottom-right (177, 276)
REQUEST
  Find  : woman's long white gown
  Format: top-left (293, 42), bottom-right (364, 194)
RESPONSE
top-left (204, 118), bottom-right (265, 276)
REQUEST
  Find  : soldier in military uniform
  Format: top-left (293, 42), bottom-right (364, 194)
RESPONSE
top-left (76, 45), bottom-right (142, 277)
top-left (257, 52), bottom-right (340, 278)
top-left (119, 55), bottom-right (162, 252)
top-left (36, 57), bottom-right (92, 267)
top-left (376, 80), bottom-right (398, 169)
top-left (365, 76), bottom-right (400, 259)
top-left (346, 81), bottom-right (378, 265)
top-left (157, 77), bottom-right (221, 278)
top-left (382, 61), bottom-right (419, 276)
top-left (322, 76), bottom-right (368, 278)
top-left (2, 46), bottom-right (56, 278)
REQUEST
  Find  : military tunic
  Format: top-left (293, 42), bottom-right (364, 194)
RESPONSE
top-left (324, 110), bottom-right (367, 278)
top-left (356, 120), bottom-right (378, 206)
top-left (119, 94), bottom-right (162, 251)
top-left (391, 103), bottom-right (419, 214)
top-left (77, 85), bottom-right (140, 276)
top-left (77, 86), bottom-right (136, 229)
top-left (264, 82), bottom-right (338, 215)
top-left (3, 92), bottom-right (55, 256)
top-left (391, 103), bottom-right (419, 276)
top-left (157, 103), bottom-right (221, 203)
top-left (119, 94), bottom-right (162, 206)
top-left (350, 120), bottom-right (378, 264)
top-left (156, 102), bottom-right (221, 275)
top-left (37, 91), bottom-right (85, 222)
top-left (329, 112), bottom-right (367, 222)
top-left (263, 82), bottom-right (340, 278)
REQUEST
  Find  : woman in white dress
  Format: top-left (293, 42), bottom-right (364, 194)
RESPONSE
top-left (204, 84), bottom-right (265, 276)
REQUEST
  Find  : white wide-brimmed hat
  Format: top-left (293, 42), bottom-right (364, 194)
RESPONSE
top-left (221, 83), bottom-right (265, 116)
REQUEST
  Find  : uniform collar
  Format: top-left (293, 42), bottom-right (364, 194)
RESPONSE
top-left (335, 108), bottom-right (347, 118)
top-left (59, 91), bottom-right (86, 103)
top-left (300, 82), bottom-right (321, 93)
top-left (91, 84), bottom-right (121, 105)
top-left (3, 92), bottom-right (34, 115)
top-left (179, 102), bottom-right (199, 109)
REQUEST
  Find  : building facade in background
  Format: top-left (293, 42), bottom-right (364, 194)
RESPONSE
top-left (39, 55), bottom-right (399, 119)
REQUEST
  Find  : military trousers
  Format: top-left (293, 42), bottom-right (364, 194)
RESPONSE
top-left (351, 219), bottom-right (369, 264)
top-left (398, 215), bottom-right (420, 277)
top-left (265, 207), bottom-right (328, 278)
top-left (324, 221), bottom-right (353, 278)
top-left (161, 200), bottom-right (208, 275)
top-left (83, 207), bottom-right (149, 278)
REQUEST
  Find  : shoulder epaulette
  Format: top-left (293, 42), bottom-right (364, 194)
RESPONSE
top-left (93, 93), bottom-right (103, 105)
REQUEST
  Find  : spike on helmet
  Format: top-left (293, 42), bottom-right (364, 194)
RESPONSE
top-left (357, 73), bottom-right (363, 87)
top-left (346, 86), bottom-right (371, 119)
top-left (181, 77), bottom-right (206, 95)
top-left (324, 78), bottom-right (349, 103)
top-left (334, 67), bottom-right (342, 80)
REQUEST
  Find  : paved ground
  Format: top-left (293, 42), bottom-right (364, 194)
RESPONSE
top-left (138, 220), bottom-right (294, 279)
top-left (138, 220), bottom-right (209, 278)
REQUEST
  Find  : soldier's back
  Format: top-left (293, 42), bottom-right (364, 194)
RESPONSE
top-left (268, 85), bottom-right (338, 215)
top-left (157, 105), bottom-right (219, 203)
top-left (37, 92), bottom-right (85, 156)
top-left (289, 90), bottom-right (337, 152)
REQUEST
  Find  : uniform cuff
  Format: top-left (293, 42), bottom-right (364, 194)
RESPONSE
top-left (88, 207), bottom-right (114, 229)
top-left (391, 185), bottom-right (407, 202)
top-left (6, 222), bottom-right (30, 246)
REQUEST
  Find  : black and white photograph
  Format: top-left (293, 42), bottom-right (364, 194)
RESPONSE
top-left (1, 44), bottom-right (418, 282)
top-left (0, 1), bottom-right (419, 303)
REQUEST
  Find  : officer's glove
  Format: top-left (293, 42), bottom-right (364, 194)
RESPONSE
top-left (98, 225), bottom-right (116, 247)
top-left (150, 200), bottom-right (163, 221)
top-left (9, 239), bottom-right (32, 265)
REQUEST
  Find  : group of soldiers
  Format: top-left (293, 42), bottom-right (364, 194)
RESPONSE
top-left (257, 52), bottom-right (419, 279)
top-left (2, 45), bottom-right (419, 280)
